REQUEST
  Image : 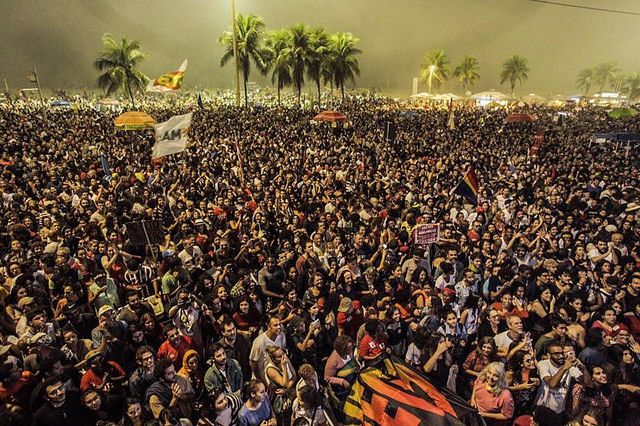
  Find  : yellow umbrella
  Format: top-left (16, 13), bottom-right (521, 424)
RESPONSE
top-left (114, 111), bottom-right (156, 131)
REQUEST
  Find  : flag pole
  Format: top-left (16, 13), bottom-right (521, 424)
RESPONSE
top-left (32, 66), bottom-right (46, 119)
top-left (3, 79), bottom-right (13, 106)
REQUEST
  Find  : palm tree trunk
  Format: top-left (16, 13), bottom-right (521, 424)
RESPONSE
top-left (341, 82), bottom-right (345, 101)
top-left (316, 79), bottom-right (321, 106)
top-left (277, 82), bottom-right (281, 104)
top-left (126, 80), bottom-right (136, 110)
top-left (244, 77), bottom-right (248, 107)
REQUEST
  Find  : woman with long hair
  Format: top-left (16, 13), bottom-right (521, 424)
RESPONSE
top-left (572, 365), bottom-right (640, 426)
top-left (197, 387), bottom-right (242, 426)
top-left (385, 305), bottom-right (409, 357)
top-left (530, 285), bottom-right (556, 333)
top-left (232, 296), bottom-right (261, 335)
top-left (612, 345), bottom-right (640, 426)
top-left (122, 398), bottom-right (152, 426)
top-left (140, 312), bottom-right (163, 349)
top-left (460, 294), bottom-right (482, 343)
top-left (463, 337), bottom-right (499, 392)
top-left (506, 350), bottom-right (540, 417)
top-left (471, 362), bottom-right (515, 425)
top-left (265, 345), bottom-right (296, 422)
top-left (238, 379), bottom-right (276, 426)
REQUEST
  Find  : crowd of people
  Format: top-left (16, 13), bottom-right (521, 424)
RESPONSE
top-left (0, 94), bottom-right (639, 426)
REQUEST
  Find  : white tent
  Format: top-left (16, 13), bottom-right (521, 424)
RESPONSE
top-left (409, 92), bottom-right (433, 99)
top-left (431, 93), bottom-right (463, 101)
top-left (521, 93), bottom-right (547, 105)
top-left (470, 90), bottom-right (511, 100)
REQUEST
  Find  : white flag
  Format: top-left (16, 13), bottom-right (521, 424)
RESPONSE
top-left (152, 112), bottom-right (193, 158)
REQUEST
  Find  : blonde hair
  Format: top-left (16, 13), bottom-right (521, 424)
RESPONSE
top-left (478, 362), bottom-right (507, 395)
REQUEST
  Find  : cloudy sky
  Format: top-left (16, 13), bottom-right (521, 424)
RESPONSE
top-left (2, 0), bottom-right (639, 96)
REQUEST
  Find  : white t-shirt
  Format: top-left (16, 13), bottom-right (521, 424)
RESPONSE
top-left (493, 331), bottom-right (516, 351)
top-left (249, 331), bottom-right (286, 379)
top-left (534, 359), bottom-right (582, 413)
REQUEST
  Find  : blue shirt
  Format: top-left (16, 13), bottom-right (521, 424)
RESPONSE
top-left (238, 396), bottom-right (272, 426)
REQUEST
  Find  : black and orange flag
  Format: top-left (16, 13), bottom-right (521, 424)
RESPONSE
top-left (343, 357), bottom-right (484, 426)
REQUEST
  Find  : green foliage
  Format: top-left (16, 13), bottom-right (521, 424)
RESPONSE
top-left (94, 33), bottom-right (149, 108)
top-left (622, 71), bottom-right (640, 100)
top-left (593, 61), bottom-right (621, 92)
top-left (576, 67), bottom-right (596, 95)
top-left (500, 55), bottom-right (529, 94)
top-left (219, 14), bottom-right (268, 106)
top-left (264, 29), bottom-right (293, 103)
top-left (328, 32), bottom-right (362, 101)
top-left (453, 56), bottom-right (480, 91)
top-left (419, 50), bottom-right (450, 94)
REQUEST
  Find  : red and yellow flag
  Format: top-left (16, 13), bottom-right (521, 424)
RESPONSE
top-left (147, 60), bottom-right (187, 92)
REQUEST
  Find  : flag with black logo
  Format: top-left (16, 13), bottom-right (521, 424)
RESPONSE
top-left (151, 112), bottom-right (193, 158)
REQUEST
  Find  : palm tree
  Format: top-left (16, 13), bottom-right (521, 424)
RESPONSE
top-left (264, 29), bottom-right (293, 103)
top-left (593, 61), bottom-right (621, 93)
top-left (219, 14), bottom-right (268, 106)
top-left (287, 23), bottom-right (313, 104)
top-left (500, 55), bottom-right (529, 95)
top-left (622, 71), bottom-right (640, 100)
top-left (453, 56), bottom-right (480, 92)
top-left (419, 50), bottom-right (450, 94)
top-left (306, 28), bottom-right (329, 104)
top-left (327, 32), bottom-right (362, 101)
top-left (576, 67), bottom-right (596, 95)
top-left (94, 33), bottom-right (149, 109)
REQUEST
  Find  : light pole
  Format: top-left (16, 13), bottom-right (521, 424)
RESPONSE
top-left (231, 0), bottom-right (241, 107)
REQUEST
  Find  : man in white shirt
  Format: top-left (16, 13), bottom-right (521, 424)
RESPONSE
top-left (534, 343), bottom-right (591, 426)
top-left (249, 316), bottom-right (286, 382)
top-left (494, 315), bottom-right (525, 358)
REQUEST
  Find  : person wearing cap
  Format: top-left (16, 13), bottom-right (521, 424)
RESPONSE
top-left (90, 304), bottom-right (115, 348)
top-left (336, 297), bottom-right (363, 339)
top-left (79, 348), bottom-right (126, 393)
top-left (13, 295), bottom-right (36, 337)
top-left (18, 308), bottom-right (56, 346)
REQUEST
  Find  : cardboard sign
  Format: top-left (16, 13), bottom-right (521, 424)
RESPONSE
top-left (126, 220), bottom-right (164, 245)
top-left (414, 223), bottom-right (440, 245)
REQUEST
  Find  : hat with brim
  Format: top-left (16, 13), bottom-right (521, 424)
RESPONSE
top-left (625, 202), bottom-right (640, 212)
top-left (337, 297), bottom-right (353, 314)
top-left (98, 305), bottom-right (113, 317)
top-left (17, 297), bottom-right (35, 309)
top-left (84, 349), bottom-right (103, 362)
top-left (29, 332), bottom-right (47, 345)
top-left (0, 345), bottom-right (12, 357)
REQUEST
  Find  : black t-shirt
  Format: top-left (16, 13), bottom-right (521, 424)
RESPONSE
top-left (32, 392), bottom-right (83, 426)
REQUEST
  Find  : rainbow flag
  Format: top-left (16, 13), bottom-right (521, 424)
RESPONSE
top-left (453, 168), bottom-right (479, 205)
top-left (147, 60), bottom-right (187, 92)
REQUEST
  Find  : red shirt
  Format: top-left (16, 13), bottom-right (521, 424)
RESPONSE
top-left (359, 334), bottom-right (385, 359)
top-left (337, 301), bottom-right (362, 338)
top-left (157, 335), bottom-right (195, 368)
top-left (80, 361), bottom-right (125, 391)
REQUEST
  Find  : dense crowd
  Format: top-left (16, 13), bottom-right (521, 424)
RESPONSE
top-left (0, 95), bottom-right (639, 426)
